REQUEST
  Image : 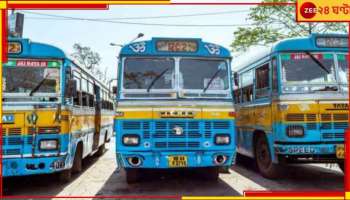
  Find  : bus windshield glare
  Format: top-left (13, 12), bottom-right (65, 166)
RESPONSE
top-left (337, 54), bottom-right (349, 84)
top-left (3, 66), bottom-right (60, 94)
top-left (122, 58), bottom-right (230, 98)
top-left (179, 59), bottom-right (229, 91)
top-left (123, 58), bottom-right (175, 90)
top-left (280, 52), bottom-right (347, 93)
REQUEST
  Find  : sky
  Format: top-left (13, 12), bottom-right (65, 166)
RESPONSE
top-left (18, 5), bottom-right (255, 80)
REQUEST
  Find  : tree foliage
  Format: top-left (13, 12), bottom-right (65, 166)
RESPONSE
top-left (71, 43), bottom-right (101, 70)
top-left (71, 43), bottom-right (109, 82)
top-left (231, 0), bottom-right (348, 51)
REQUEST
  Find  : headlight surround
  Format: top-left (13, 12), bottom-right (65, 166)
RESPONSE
top-left (39, 139), bottom-right (59, 150)
top-left (122, 134), bottom-right (140, 146)
top-left (286, 125), bottom-right (304, 137)
top-left (215, 134), bottom-right (230, 145)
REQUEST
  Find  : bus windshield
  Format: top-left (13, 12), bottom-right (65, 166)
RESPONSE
top-left (337, 54), bottom-right (348, 84)
top-left (122, 57), bottom-right (231, 99)
top-left (179, 59), bottom-right (229, 92)
top-left (123, 57), bottom-right (175, 90)
top-left (281, 52), bottom-right (339, 93)
top-left (3, 66), bottom-right (60, 94)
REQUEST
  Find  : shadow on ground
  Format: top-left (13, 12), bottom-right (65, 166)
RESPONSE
top-left (3, 151), bottom-right (106, 197)
top-left (231, 154), bottom-right (344, 191)
top-left (95, 168), bottom-right (241, 198)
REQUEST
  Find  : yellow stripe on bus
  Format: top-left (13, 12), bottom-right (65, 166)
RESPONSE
top-left (114, 110), bottom-right (235, 120)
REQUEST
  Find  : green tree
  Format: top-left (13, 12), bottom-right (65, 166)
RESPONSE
top-left (231, 0), bottom-right (348, 51)
top-left (71, 43), bottom-right (101, 70)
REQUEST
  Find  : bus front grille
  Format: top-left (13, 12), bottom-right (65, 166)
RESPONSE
top-left (155, 142), bottom-right (200, 148)
top-left (285, 113), bottom-right (348, 131)
top-left (322, 132), bottom-right (344, 139)
top-left (121, 120), bottom-right (233, 150)
top-left (4, 149), bottom-right (21, 156)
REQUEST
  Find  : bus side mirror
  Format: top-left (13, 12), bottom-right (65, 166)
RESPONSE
top-left (112, 86), bottom-right (118, 95)
top-left (66, 79), bottom-right (77, 97)
top-left (233, 72), bottom-right (239, 86)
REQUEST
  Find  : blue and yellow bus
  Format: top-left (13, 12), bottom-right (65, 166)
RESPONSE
top-left (2, 38), bottom-right (114, 181)
top-left (114, 38), bottom-right (236, 183)
top-left (233, 34), bottom-right (348, 178)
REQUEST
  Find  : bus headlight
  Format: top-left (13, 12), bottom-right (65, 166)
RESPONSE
top-left (286, 125), bottom-right (304, 137)
top-left (215, 134), bottom-right (230, 145)
top-left (39, 139), bottom-right (58, 150)
top-left (122, 135), bottom-right (140, 146)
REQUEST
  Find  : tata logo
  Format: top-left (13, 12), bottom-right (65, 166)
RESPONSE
top-left (2, 114), bottom-right (14, 124)
top-left (333, 104), bottom-right (348, 110)
top-left (173, 126), bottom-right (183, 136)
top-left (27, 112), bottom-right (38, 125)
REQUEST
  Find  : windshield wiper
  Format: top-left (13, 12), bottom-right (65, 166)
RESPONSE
top-left (304, 51), bottom-right (330, 74)
top-left (203, 68), bottom-right (222, 93)
top-left (146, 68), bottom-right (169, 92)
top-left (29, 72), bottom-right (50, 96)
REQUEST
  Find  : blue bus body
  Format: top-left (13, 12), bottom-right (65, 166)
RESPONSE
top-left (233, 34), bottom-right (348, 178)
top-left (3, 38), bottom-right (114, 179)
top-left (114, 38), bottom-right (236, 182)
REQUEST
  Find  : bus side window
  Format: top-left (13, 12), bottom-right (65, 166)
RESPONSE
top-left (109, 101), bottom-right (114, 110)
top-left (81, 78), bottom-right (89, 107)
top-left (241, 70), bottom-right (253, 103)
top-left (103, 90), bottom-right (107, 110)
top-left (233, 72), bottom-right (241, 104)
top-left (73, 73), bottom-right (82, 106)
top-left (234, 89), bottom-right (241, 104)
top-left (272, 57), bottom-right (278, 93)
top-left (255, 63), bottom-right (270, 99)
top-left (88, 81), bottom-right (95, 107)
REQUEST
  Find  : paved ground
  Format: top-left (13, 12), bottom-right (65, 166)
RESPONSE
top-left (3, 138), bottom-right (344, 199)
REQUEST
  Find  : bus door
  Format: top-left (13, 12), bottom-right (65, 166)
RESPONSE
top-left (93, 84), bottom-right (102, 151)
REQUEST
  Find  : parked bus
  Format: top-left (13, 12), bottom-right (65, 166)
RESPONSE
top-left (114, 38), bottom-right (236, 183)
top-left (2, 38), bottom-right (114, 181)
top-left (233, 34), bottom-right (348, 178)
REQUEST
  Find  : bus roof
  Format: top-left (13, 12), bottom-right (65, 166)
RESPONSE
top-left (233, 33), bottom-right (348, 72)
top-left (8, 37), bottom-right (66, 59)
top-left (119, 37), bottom-right (231, 58)
top-left (272, 33), bottom-right (348, 52)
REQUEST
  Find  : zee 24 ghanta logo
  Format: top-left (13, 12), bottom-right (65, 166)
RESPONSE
top-left (299, 1), bottom-right (350, 20)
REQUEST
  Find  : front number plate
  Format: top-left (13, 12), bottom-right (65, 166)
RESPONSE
top-left (168, 155), bottom-right (188, 168)
top-left (336, 144), bottom-right (344, 159)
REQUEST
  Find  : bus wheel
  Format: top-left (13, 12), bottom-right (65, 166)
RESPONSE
top-left (255, 134), bottom-right (280, 179)
top-left (72, 144), bottom-right (83, 173)
top-left (338, 162), bottom-right (344, 173)
top-left (126, 169), bottom-right (140, 184)
top-left (59, 169), bottom-right (72, 182)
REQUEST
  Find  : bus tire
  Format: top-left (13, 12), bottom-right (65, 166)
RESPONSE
top-left (203, 167), bottom-right (219, 181)
top-left (254, 134), bottom-right (280, 179)
top-left (126, 169), bottom-right (140, 184)
top-left (72, 143), bottom-right (83, 173)
top-left (338, 162), bottom-right (344, 173)
top-left (59, 169), bottom-right (72, 182)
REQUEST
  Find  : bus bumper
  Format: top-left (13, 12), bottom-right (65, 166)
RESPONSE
top-left (3, 156), bottom-right (68, 177)
top-left (117, 150), bottom-right (235, 169)
top-left (274, 143), bottom-right (344, 163)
